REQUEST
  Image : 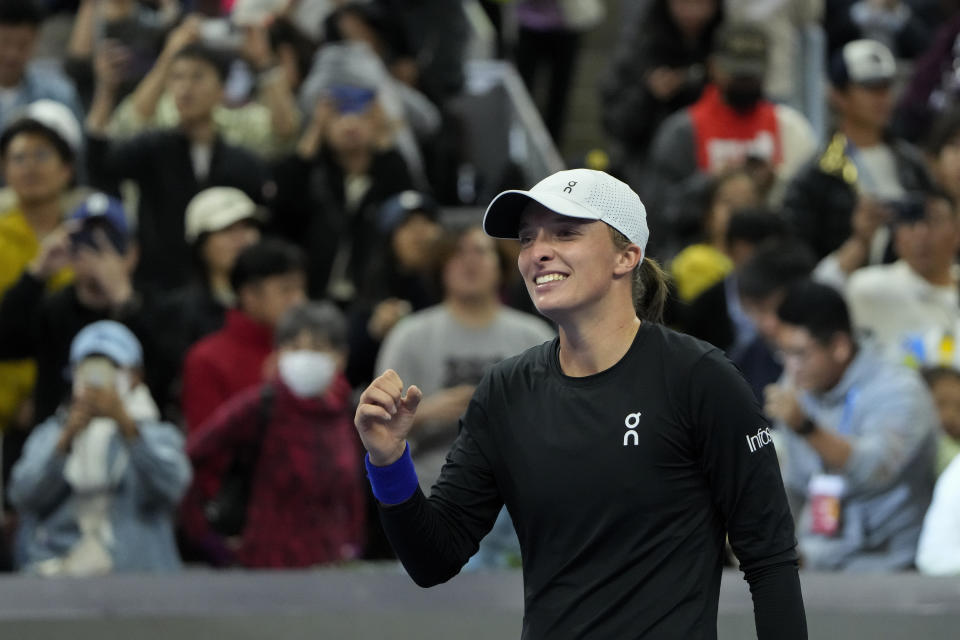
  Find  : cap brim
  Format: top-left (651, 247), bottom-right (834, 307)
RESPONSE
top-left (482, 190), bottom-right (602, 239)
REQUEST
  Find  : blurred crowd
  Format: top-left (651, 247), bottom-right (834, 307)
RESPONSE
top-left (0, 0), bottom-right (958, 578)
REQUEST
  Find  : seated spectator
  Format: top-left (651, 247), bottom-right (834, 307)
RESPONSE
top-left (186, 302), bottom-right (364, 568)
top-left (273, 77), bottom-right (413, 302)
top-left (916, 430), bottom-right (960, 575)
top-left (0, 0), bottom-right (83, 131)
top-left (105, 15), bottom-right (304, 158)
top-left (684, 234), bottom-right (809, 401)
top-left (180, 238), bottom-right (306, 434)
top-left (765, 281), bottom-right (936, 571)
top-left (9, 320), bottom-right (191, 575)
top-left (347, 190), bottom-right (443, 388)
top-left (845, 189), bottom-right (960, 355)
top-left (86, 36), bottom-right (271, 294)
top-left (64, 0), bottom-right (180, 110)
top-left (0, 101), bottom-right (79, 432)
top-left (826, 0), bottom-right (930, 61)
top-left (602, 0), bottom-right (722, 180)
top-left (921, 367), bottom-right (960, 475)
top-left (669, 168), bottom-right (760, 302)
top-left (784, 39), bottom-right (932, 262)
top-left (0, 193), bottom-right (164, 426)
top-left (645, 21), bottom-right (816, 234)
top-left (375, 226), bottom-right (554, 494)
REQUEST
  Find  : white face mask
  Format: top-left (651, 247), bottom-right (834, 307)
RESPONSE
top-left (278, 350), bottom-right (338, 398)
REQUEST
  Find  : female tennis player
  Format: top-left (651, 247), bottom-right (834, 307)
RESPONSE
top-left (355, 169), bottom-right (806, 639)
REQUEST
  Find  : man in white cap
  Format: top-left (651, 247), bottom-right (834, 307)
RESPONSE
top-left (784, 39), bottom-right (933, 273)
top-left (355, 169), bottom-right (807, 639)
top-left (8, 320), bottom-right (191, 575)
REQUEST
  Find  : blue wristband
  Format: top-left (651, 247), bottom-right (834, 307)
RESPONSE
top-left (365, 443), bottom-right (419, 505)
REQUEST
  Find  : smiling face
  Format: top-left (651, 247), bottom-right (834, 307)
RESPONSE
top-left (517, 203), bottom-right (640, 323)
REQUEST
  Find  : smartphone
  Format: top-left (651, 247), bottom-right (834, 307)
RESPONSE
top-left (74, 356), bottom-right (119, 392)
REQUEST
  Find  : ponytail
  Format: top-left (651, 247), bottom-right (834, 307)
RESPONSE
top-left (610, 228), bottom-right (671, 323)
top-left (633, 256), bottom-right (669, 323)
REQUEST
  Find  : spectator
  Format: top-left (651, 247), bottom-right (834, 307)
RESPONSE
top-left (9, 320), bottom-right (190, 575)
top-left (845, 190), bottom-right (959, 355)
top-left (826, 0), bottom-right (931, 61)
top-left (765, 280), bottom-right (937, 571)
top-left (171, 186), bottom-right (264, 351)
top-left (725, 0), bottom-right (823, 105)
top-left (669, 168), bottom-right (760, 302)
top-left (921, 366), bottom-right (960, 475)
top-left (375, 226), bottom-right (554, 494)
top-left (0, 0), bottom-right (84, 130)
top-left (783, 39), bottom-right (932, 262)
top-left (0, 193), bottom-right (163, 426)
top-left (511, 0), bottom-right (605, 144)
top-left (186, 302), bottom-right (365, 568)
top-left (273, 75), bottom-right (413, 302)
top-left (64, 0), bottom-right (180, 110)
top-left (0, 101), bottom-right (79, 431)
top-left (86, 36), bottom-right (271, 295)
top-left (645, 21), bottom-right (816, 240)
top-left (347, 190), bottom-right (444, 388)
top-left (298, 41), bottom-right (436, 185)
top-left (684, 234), bottom-right (810, 401)
top-left (180, 238), bottom-right (306, 434)
top-left (106, 15), bottom-right (303, 158)
top-left (916, 421), bottom-right (960, 575)
top-left (150, 186), bottom-right (263, 419)
top-left (603, 0), bottom-right (723, 176)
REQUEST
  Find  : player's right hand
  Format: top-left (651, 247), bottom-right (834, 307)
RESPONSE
top-left (355, 369), bottom-right (422, 466)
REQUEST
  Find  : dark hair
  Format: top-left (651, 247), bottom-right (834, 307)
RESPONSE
top-left (737, 239), bottom-right (815, 302)
top-left (925, 108), bottom-right (960, 157)
top-left (725, 207), bottom-right (788, 247)
top-left (324, 2), bottom-right (411, 59)
top-left (230, 238), bottom-right (307, 294)
top-left (268, 16), bottom-right (317, 88)
top-left (611, 228), bottom-right (670, 323)
top-left (922, 365), bottom-right (960, 388)
top-left (434, 225), bottom-right (509, 294)
top-left (275, 301), bottom-right (347, 350)
top-left (777, 280), bottom-right (852, 344)
top-left (0, 118), bottom-right (73, 164)
top-left (0, 0), bottom-right (43, 28)
top-left (172, 42), bottom-right (231, 83)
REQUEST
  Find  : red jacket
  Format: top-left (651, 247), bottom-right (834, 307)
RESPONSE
top-left (186, 375), bottom-right (365, 568)
top-left (181, 309), bottom-right (274, 434)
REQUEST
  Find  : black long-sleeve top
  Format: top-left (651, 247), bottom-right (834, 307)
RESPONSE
top-left (376, 322), bottom-right (807, 639)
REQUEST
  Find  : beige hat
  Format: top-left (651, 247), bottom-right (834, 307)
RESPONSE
top-left (184, 187), bottom-right (265, 243)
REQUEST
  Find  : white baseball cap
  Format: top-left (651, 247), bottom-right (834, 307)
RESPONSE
top-left (185, 187), bottom-right (265, 243)
top-left (482, 168), bottom-right (650, 254)
top-left (2, 99), bottom-right (82, 155)
top-left (830, 39), bottom-right (896, 88)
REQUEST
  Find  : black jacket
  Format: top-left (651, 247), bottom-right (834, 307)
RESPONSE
top-left (86, 130), bottom-right (270, 294)
top-left (0, 273), bottom-right (165, 424)
top-left (271, 148), bottom-right (413, 300)
top-left (782, 134), bottom-right (932, 259)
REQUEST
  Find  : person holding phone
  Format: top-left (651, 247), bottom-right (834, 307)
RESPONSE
top-left (8, 320), bottom-right (191, 575)
top-left (356, 169), bottom-right (806, 639)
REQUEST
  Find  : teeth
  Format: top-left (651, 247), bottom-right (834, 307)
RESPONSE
top-left (536, 274), bottom-right (567, 285)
